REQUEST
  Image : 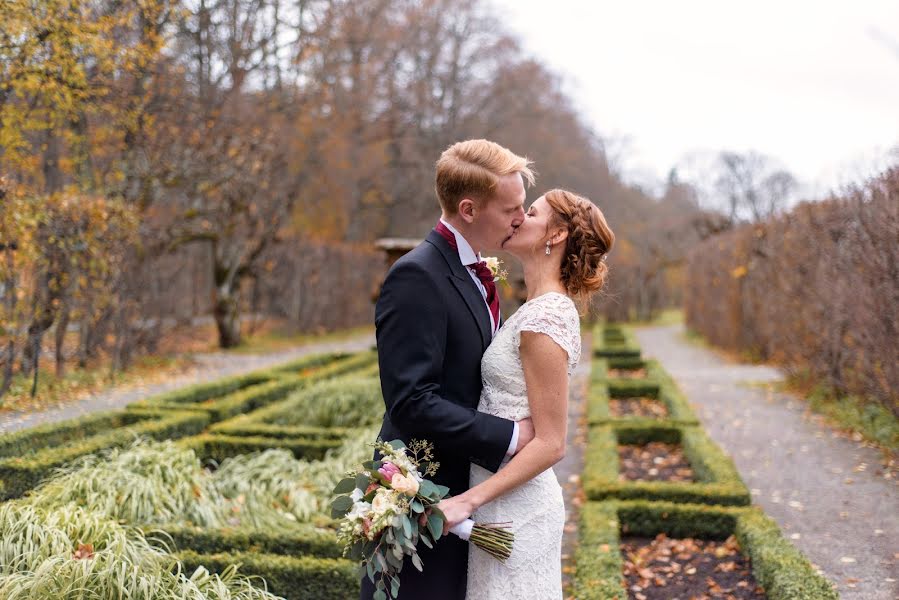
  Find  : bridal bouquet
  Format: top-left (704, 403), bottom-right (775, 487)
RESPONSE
top-left (331, 439), bottom-right (514, 600)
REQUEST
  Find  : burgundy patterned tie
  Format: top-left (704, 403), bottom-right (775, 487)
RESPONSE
top-left (435, 221), bottom-right (500, 333)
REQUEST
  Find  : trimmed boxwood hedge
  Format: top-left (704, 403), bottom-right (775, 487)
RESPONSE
top-left (588, 358), bottom-right (700, 426)
top-left (582, 422), bottom-right (750, 506)
top-left (593, 325), bottom-right (641, 359)
top-left (178, 433), bottom-right (343, 463)
top-left (176, 550), bottom-right (359, 600)
top-left (128, 351), bottom-right (378, 423)
top-left (209, 422), bottom-right (352, 440)
top-left (149, 523), bottom-right (342, 558)
top-left (0, 408), bottom-right (209, 500)
top-left (574, 500), bottom-right (838, 600)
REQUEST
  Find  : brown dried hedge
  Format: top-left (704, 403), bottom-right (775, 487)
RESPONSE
top-left (685, 168), bottom-right (899, 415)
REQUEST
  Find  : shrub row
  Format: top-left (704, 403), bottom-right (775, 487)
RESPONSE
top-left (180, 433), bottom-right (344, 463)
top-left (576, 325), bottom-right (832, 599)
top-left (150, 523), bottom-right (343, 559)
top-left (176, 550), bottom-right (359, 600)
top-left (127, 351), bottom-right (378, 423)
top-left (582, 421), bottom-right (750, 506)
top-left (0, 408), bottom-right (209, 500)
top-left (574, 500), bottom-right (838, 600)
top-left (592, 325), bottom-right (641, 360)
top-left (588, 358), bottom-right (699, 426)
top-left (685, 168), bottom-right (899, 415)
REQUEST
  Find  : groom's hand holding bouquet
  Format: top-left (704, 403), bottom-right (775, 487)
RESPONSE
top-left (332, 439), bottom-right (513, 600)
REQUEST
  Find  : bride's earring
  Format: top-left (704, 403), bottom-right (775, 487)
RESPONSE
top-left (545, 241), bottom-right (551, 255)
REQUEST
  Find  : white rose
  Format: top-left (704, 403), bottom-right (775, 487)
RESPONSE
top-left (350, 488), bottom-right (363, 502)
top-left (391, 473), bottom-right (420, 496)
top-left (371, 489), bottom-right (394, 514)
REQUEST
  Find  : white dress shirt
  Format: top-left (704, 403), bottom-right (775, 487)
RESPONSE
top-left (439, 218), bottom-right (519, 456)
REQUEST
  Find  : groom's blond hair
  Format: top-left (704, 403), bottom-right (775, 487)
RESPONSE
top-left (435, 139), bottom-right (535, 215)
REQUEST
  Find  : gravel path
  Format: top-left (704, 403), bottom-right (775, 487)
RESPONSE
top-left (0, 333), bottom-right (376, 434)
top-left (635, 324), bottom-right (898, 600)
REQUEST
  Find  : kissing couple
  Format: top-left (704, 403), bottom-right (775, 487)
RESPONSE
top-left (363, 139), bottom-right (615, 599)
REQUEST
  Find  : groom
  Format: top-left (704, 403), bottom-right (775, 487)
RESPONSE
top-left (362, 139), bottom-right (536, 600)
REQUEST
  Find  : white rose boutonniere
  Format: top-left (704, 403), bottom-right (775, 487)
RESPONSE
top-left (483, 256), bottom-right (507, 282)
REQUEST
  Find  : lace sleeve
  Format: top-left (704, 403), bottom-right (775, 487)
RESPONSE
top-left (514, 294), bottom-right (581, 375)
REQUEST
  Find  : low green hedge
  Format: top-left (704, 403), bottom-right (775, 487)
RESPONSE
top-left (129, 351), bottom-right (379, 424)
top-left (0, 410), bottom-right (146, 458)
top-left (593, 325), bottom-right (641, 359)
top-left (150, 523), bottom-right (342, 559)
top-left (606, 378), bottom-right (660, 398)
top-left (588, 359), bottom-right (699, 426)
top-left (266, 351), bottom-right (351, 375)
top-left (606, 356), bottom-right (647, 370)
top-left (209, 422), bottom-right (352, 440)
top-left (574, 500), bottom-right (838, 600)
top-left (179, 433), bottom-right (343, 463)
top-left (211, 371), bottom-right (383, 436)
top-left (0, 409), bottom-right (209, 500)
top-left (176, 550), bottom-right (359, 600)
top-left (582, 422), bottom-right (750, 506)
top-left (126, 371), bottom-right (279, 411)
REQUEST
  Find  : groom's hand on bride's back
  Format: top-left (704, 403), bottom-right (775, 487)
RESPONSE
top-left (514, 418), bottom-right (534, 454)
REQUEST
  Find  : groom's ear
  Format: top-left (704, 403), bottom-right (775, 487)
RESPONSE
top-left (458, 198), bottom-right (477, 224)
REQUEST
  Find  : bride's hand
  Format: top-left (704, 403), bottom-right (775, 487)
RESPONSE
top-left (436, 496), bottom-right (475, 535)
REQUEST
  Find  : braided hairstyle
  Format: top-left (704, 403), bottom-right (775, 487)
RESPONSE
top-left (544, 189), bottom-right (615, 304)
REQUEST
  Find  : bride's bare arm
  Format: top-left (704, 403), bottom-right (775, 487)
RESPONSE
top-left (437, 330), bottom-right (569, 530)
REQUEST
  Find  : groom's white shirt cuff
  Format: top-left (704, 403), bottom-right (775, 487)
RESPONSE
top-left (506, 422), bottom-right (519, 456)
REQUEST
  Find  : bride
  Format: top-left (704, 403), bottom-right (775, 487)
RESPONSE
top-left (437, 188), bottom-right (615, 599)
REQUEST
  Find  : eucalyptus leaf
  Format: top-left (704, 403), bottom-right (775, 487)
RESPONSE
top-left (418, 479), bottom-right (438, 498)
top-left (330, 495), bottom-right (353, 518)
top-left (427, 513), bottom-right (443, 540)
top-left (411, 552), bottom-right (423, 572)
top-left (401, 514), bottom-right (412, 538)
top-left (333, 477), bottom-right (356, 494)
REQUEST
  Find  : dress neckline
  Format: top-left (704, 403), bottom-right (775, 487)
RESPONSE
top-left (523, 290), bottom-right (571, 305)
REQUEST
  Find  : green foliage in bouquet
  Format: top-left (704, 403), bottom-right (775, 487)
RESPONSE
top-left (331, 439), bottom-right (448, 600)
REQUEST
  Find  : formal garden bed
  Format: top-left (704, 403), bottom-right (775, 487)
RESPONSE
top-left (588, 358), bottom-right (699, 427)
top-left (618, 441), bottom-right (695, 482)
top-left (0, 326), bottom-right (840, 599)
top-left (0, 349), bottom-right (381, 598)
top-left (574, 500), bottom-right (837, 600)
top-left (573, 325), bottom-right (837, 600)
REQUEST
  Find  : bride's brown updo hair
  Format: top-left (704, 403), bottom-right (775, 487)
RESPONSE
top-left (544, 189), bottom-right (615, 304)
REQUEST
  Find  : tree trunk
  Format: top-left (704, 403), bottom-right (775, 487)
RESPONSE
top-left (55, 303), bottom-right (69, 377)
top-left (0, 341), bottom-right (14, 399)
top-left (213, 286), bottom-right (241, 348)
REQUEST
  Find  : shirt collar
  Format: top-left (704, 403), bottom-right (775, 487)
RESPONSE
top-left (439, 218), bottom-right (480, 266)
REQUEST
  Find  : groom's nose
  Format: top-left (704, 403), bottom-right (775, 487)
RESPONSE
top-left (511, 207), bottom-right (525, 227)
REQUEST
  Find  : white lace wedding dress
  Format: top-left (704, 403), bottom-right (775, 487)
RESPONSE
top-left (466, 292), bottom-right (581, 600)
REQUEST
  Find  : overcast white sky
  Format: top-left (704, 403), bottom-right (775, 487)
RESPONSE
top-left (492, 0), bottom-right (899, 197)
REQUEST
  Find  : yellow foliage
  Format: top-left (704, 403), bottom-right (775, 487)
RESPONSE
top-left (730, 265), bottom-right (748, 278)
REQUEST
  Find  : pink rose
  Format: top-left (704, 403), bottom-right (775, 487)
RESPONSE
top-left (378, 461), bottom-right (401, 480)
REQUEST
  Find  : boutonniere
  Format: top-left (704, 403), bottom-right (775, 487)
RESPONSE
top-left (483, 256), bottom-right (507, 282)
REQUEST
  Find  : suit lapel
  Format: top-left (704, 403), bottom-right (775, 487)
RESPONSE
top-left (426, 231), bottom-right (492, 350)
